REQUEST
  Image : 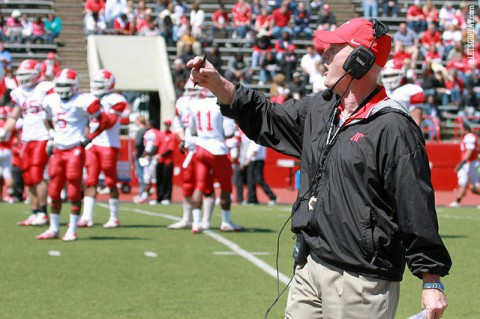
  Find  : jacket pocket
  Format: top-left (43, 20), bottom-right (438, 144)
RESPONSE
top-left (359, 207), bottom-right (376, 263)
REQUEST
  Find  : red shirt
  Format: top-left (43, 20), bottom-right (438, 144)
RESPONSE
top-left (84, 0), bottom-right (105, 13)
top-left (213, 10), bottom-right (230, 25)
top-left (446, 56), bottom-right (470, 73)
top-left (271, 8), bottom-right (290, 27)
top-left (407, 5), bottom-right (425, 19)
top-left (157, 130), bottom-right (176, 164)
top-left (421, 30), bottom-right (442, 46)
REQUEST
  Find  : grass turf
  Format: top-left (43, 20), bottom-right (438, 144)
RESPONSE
top-left (0, 202), bottom-right (478, 318)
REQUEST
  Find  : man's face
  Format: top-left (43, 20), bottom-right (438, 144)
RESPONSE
top-left (322, 43), bottom-right (352, 90)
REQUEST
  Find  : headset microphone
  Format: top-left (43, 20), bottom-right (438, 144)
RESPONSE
top-left (322, 72), bottom-right (350, 101)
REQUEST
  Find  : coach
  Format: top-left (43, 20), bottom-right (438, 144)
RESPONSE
top-left (188, 18), bottom-right (451, 319)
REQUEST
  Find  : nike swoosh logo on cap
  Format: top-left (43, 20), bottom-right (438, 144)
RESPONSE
top-left (351, 39), bottom-right (360, 46)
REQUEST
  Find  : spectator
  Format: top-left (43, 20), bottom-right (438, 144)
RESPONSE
top-left (135, 7), bottom-right (152, 34)
top-left (270, 1), bottom-right (293, 39)
top-left (292, 2), bottom-right (313, 39)
top-left (40, 52), bottom-right (60, 81)
top-left (446, 51), bottom-right (469, 82)
top-left (30, 17), bottom-right (45, 44)
top-left (190, 2), bottom-right (205, 41)
top-left (311, 61), bottom-right (327, 93)
top-left (176, 26), bottom-right (201, 57)
top-left (420, 22), bottom-right (443, 59)
top-left (393, 23), bottom-right (419, 69)
top-left (310, 0), bottom-right (324, 12)
top-left (245, 140), bottom-right (277, 205)
top-left (279, 44), bottom-right (297, 81)
top-left (138, 16), bottom-right (160, 36)
top-left (422, 66), bottom-right (449, 108)
top-left (133, 115), bottom-right (148, 199)
top-left (362, 0), bottom-right (378, 19)
top-left (84, 11), bottom-right (107, 35)
top-left (159, 2), bottom-right (181, 43)
top-left (406, 0), bottom-right (427, 33)
top-left (159, 15), bottom-right (175, 44)
top-left (232, 0), bottom-right (252, 39)
top-left (269, 73), bottom-right (290, 103)
top-left (113, 11), bottom-right (134, 35)
top-left (274, 31), bottom-right (293, 61)
top-left (5, 10), bottom-right (23, 44)
top-left (105, 0), bottom-right (128, 27)
top-left (439, 1), bottom-right (456, 30)
top-left (225, 52), bottom-right (253, 84)
top-left (288, 71), bottom-right (307, 99)
top-left (254, 7), bottom-right (272, 36)
top-left (249, 0), bottom-right (263, 24)
top-left (423, 44), bottom-right (442, 68)
top-left (44, 13), bottom-right (62, 44)
top-left (423, 0), bottom-right (439, 25)
top-left (259, 51), bottom-right (278, 85)
top-left (464, 66), bottom-right (480, 107)
top-left (172, 58), bottom-right (190, 83)
top-left (251, 31), bottom-right (273, 69)
top-left (445, 68), bottom-right (465, 106)
top-left (207, 46), bottom-right (224, 76)
top-left (392, 41), bottom-right (413, 67)
top-left (0, 16), bottom-right (6, 42)
top-left (381, 0), bottom-right (398, 17)
top-left (153, 118), bottom-right (176, 205)
top-left (210, 4), bottom-right (232, 41)
top-left (179, 44), bottom-right (197, 66)
top-left (84, 0), bottom-right (106, 15)
top-left (174, 0), bottom-right (187, 18)
top-left (21, 14), bottom-right (32, 44)
top-left (442, 24), bottom-right (463, 60)
top-left (300, 45), bottom-right (322, 84)
top-left (0, 42), bottom-right (12, 72)
top-left (317, 4), bottom-right (336, 31)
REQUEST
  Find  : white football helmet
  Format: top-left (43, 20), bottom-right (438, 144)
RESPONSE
top-left (16, 59), bottom-right (40, 88)
top-left (183, 78), bottom-right (211, 99)
top-left (90, 69), bottom-right (115, 97)
top-left (381, 60), bottom-right (406, 91)
top-left (54, 68), bottom-right (79, 100)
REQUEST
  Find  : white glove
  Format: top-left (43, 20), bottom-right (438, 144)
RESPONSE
top-left (138, 157), bottom-right (149, 167)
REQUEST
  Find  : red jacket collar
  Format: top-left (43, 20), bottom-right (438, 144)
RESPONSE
top-left (338, 86), bottom-right (389, 125)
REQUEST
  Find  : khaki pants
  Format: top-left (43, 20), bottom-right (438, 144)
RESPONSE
top-left (285, 255), bottom-right (400, 319)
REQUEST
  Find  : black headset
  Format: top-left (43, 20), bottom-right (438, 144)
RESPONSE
top-left (342, 19), bottom-right (390, 79)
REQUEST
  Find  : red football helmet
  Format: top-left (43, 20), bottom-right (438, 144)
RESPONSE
top-left (90, 69), bottom-right (115, 97)
top-left (16, 59), bottom-right (40, 88)
top-left (54, 68), bottom-right (79, 100)
top-left (381, 60), bottom-right (406, 91)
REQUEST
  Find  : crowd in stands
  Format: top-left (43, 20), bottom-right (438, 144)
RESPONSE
top-left (0, 10), bottom-right (62, 46)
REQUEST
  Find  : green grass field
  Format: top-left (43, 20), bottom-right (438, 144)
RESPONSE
top-left (0, 202), bottom-right (478, 319)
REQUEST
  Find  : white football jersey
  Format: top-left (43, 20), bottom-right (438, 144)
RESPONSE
top-left (173, 95), bottom-right (192, 132)
top-left (387, 84), bottom-right (425, 113)
top-left (10, 81), bottom-right (54, 142)
top-left (188, 97), bottom-right (236, 155)
top-left (43, 93), bottom-right (100, 150)
top-left (90, 92), bottom-right (128, 148)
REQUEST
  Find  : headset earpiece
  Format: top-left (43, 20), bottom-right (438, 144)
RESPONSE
top-left (342, 45), bottom-right (376, 79)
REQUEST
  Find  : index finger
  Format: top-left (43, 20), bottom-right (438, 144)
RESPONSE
top-left (186, 56), bottom-right (205, 69)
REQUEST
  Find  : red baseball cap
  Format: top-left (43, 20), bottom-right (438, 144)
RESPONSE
top-left (163, 118), bottom-right (172, 125)
top-left (314, 18), bottom-right (392, 67)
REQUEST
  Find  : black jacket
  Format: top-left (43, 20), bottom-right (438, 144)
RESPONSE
top-left (220, 84), bottom-right (451, 281)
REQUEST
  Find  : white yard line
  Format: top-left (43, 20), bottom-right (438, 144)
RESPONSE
top-left (97, 203), bottom-right (291, 285)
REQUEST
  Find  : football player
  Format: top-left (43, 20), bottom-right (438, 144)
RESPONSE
top-left (187, 90), bottom-right (243, 233)
top-left (167, 80), bottom-right (215, 230)
top-left (0, 106), bottom-right (17, 202)
top-left (78, 69), bottom-right (129, 228)
top-left (36, 68), bottom-right (113, 241)
top-left (381, 59), bottom-right (425, 125)
top-left (0, 59), bottom-right (54, 226)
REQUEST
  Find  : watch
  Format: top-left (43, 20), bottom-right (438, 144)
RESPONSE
top-left (422, 282), bottom-right (445, 293)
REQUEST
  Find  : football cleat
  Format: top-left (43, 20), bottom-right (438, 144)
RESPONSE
top-left (220, 221), bottom-right (244, 232)
top-left (36, 229), bottom-right (60, 240)
top-left (77, 218), bottom-right (94, 228)
top-left (2, 195), bottom-right (15, 204)
top-left (161, 200), bottom-right (171, 205)
top-left (62, 232), bottom-right (78, 241)
top-left (148, 200), bottom-right (159, 205)
top-left (103, 218), bottom-right (120, 228)
top-left (448, 201), bottom-right (461, 208)
top-left (201, 221), bottom-right (211, 231)
top-left (31, 213), bottom-right (49, 226)
top-left (268, 199), bottom-right (277, 206)
top-left (191, 222), bottom-right (202, 234)
top-left (17, 214), bottom-right (37, 226)
top-left (167, 220), bottom-right (191, 230)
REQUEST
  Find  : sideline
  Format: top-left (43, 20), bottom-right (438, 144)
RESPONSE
top-left (97, 203), bottom-right (291, 285)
